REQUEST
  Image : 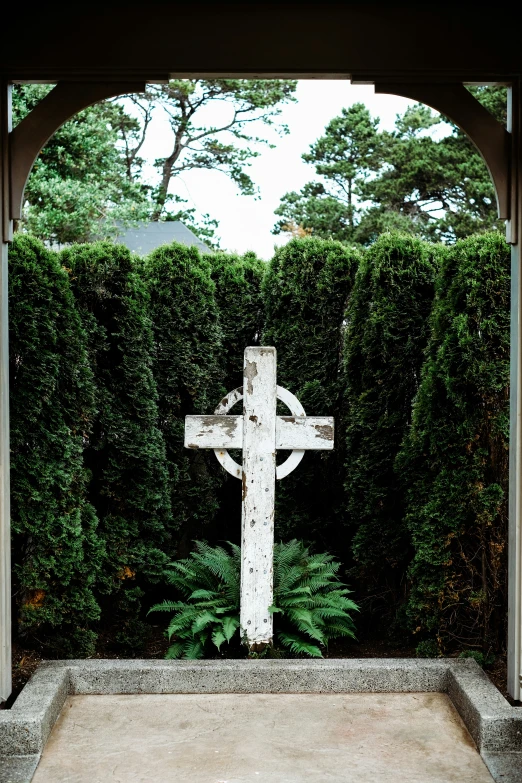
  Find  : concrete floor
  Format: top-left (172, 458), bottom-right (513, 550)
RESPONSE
top-left (32, 692), bottom-right (494, 783)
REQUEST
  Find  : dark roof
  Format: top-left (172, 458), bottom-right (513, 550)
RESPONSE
top-left (115, 221), bottom-right (212, 256)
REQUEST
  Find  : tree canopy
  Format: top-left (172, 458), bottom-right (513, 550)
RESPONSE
top-left (273, 88), bottom-right (507, 245)
top-left (12, 85), bottom-right (149, 245)
top-left (13, 79), bottom-right (297, 246)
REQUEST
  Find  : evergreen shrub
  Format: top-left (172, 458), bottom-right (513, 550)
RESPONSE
top-left (341, 232), bottom-right (438, 619)
top-left (396, 232), bottom-right (510, 654)
top-left (144, 242), bottom-right (225, 551)
top-left (61, 241), bottom-right (171, 649)
top-left (262, 237), bottom-right (360, 544)
top-left (9, 235), bottom-right (102, 655)
top-left (209, 250), bottom-right (265, 391)
top-left (208, 250), bottom-right (266, 542)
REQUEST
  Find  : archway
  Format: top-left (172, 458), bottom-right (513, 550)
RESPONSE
top-left (1, 71), bottom-right (520, 701)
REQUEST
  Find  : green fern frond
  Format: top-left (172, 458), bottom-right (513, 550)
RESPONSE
top-left (189, 589), bottom-right (217, 600)
top-left (153, 539), bottom-right (358, 660)
top-left (212, 628), bottom-right (227, 651)
top-left (183, 639), bottom-right (205, 659)
top-left (148, 599), bottom-right (187, 615)
top-left (277, 631), bottom-right (323, 658)
top-left (165, 642), bottom-right (185, 659)
top-left (222, 616), bottom-right (240, 641)
top-left (192, 611), bottom-right (220, 633)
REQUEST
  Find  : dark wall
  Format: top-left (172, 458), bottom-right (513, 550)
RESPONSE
top-left (2, 5), bottom-right (520, 81)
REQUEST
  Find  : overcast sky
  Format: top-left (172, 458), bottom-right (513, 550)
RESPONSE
top-left (135, 81), bottom-right (419, 259)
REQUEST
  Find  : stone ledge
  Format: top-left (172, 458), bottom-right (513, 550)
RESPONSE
top-left (0, 658), bottom-right (520, 783)
top-left (0, 755), bottom-right (39, 783)
top-left (0, 667), bottom-right (69, 755)
top-left (447, 663), bottom-right (522, 752)
top-left (482, 751), bottom-right (522, 783)
top-left (59, 657), bottom-right (450, 695)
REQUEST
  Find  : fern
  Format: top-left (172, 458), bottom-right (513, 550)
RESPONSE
top-left (149, 539), bottom-right (358, 658)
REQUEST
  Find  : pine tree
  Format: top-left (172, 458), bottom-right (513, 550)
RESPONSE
top-left (9, 235), bottom-right (102, 655)
top-left (342, 232), bottom-right (438, 621)
top-left (62, 241), bottom-right (171, 649)
top-left (262, 237), bottom-right (360, 545)
top-left (144, 242), bottom-right (225, 552)
top-left (396, 232), bottom-right (509, 654)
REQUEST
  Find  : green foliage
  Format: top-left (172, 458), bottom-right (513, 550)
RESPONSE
top-left (262, 237), bottom-right (360, 544)
top-left (458, 650), bottom-right (495, 667)
top-left (396, 232), bottom-right (510, 653)
top-left (9, 235), bottom-right (102, 655)
top-left (342, 233), bottom-right (438, 618)
top-left (209, 250), bottom-right (266, 391)
top-left (61, 241), bottom-right (171, 650)
top-left (360, 90), bottom-right (507, 243)
top-left (150, 540), bottom-right (358, 658)
top-left (12, 85), bottom-right (148, 244)
top-left (13, 80), bottom-right (297, 247)
top-left (143, 80), bottom-right (297, 220)
top-left (271, 539), bottom-right (358, 656)
top-left (149, 541), bottom-right (241, 659)
top-left (415, 640), bottom-right (440, 658)
top-left (274, 88), bottom-right (507, 244)
top-left (274, 104), bottom-right (381, 242)
top-left (144, 242), bottom-right (225, 547)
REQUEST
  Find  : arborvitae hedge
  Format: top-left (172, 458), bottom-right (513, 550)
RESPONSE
top-left (208, 251), bottom-right (266, 542)
top-left (262, 237), bottom-right (360, 544)
top-left (209, 251), bottom-right (265, 391)
top-left (9, 235), bottom-right (102, 655)
top-left (396, 232), bottom-right (510, 654)
top-left (62, 241), bottom-right (171, 648)
top-left (144, 242), bottom-right (225, 552)
top-left (341, 232), bottom-right (438, 620)
top-left (8, 229), bottom-right (511, 657)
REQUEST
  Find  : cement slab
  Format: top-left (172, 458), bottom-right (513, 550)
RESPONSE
top-left (31, 692), bottom-right (494, 783)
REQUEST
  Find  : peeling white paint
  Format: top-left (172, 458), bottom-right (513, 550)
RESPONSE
top-left (185, 415), bottom-right (333, 451)
top-left (184, 347), bottom-right (335, 648)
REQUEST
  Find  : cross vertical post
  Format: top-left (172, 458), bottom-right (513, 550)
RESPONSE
top-left (184, 345), bottom-right (334, 651)
top-left (241, 347), bottom-right (277, 647)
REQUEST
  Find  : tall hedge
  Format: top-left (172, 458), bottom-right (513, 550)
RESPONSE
top-left (61, 241), bottom-right (171, 648)
top-left (208, 251), bottom-right (266, 542)
top-left (341, 232), bottom-right (438, 619)
top-left (9, 235), bottom-right (102, 655)
top-left (209, 250), bottom-right (265, 391)
top-left (396, 232), bottom-right (510, 654)
top-left (144, 242), bottom-right (225, 551)
top-left (262, 237), bottom-right (360, 544)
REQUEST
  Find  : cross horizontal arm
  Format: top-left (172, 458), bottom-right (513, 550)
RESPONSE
top-left (185, 415), bottom-right (242, 450)
top-left (185, 415), bottom-right (334, 450)
top-left (278, 416), bottom-right (334, 450)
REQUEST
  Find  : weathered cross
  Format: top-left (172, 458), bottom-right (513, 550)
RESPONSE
top-left (184, 347), bottom-right (334, 649)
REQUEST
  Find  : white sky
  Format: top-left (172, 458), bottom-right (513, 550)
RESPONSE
top-left (134, 81), bottom-right (420, 259)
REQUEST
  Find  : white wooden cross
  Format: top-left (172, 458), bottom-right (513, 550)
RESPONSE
top-left (185, 346), bottom-right (334, 649)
